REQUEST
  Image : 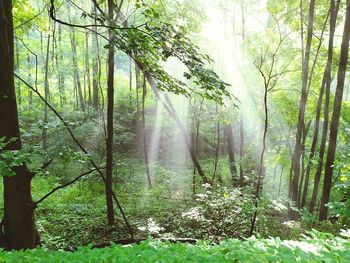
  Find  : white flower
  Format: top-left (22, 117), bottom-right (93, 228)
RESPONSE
top-left (202, 183), bottom-right (211, 189)
top-left (137, 218), bottom-right (164, 234)
top-left (147, 218), bottom-right (165, 234)
top-left (195, 193), bottom-right (208, 201)
top-left (181, 207), bottom-right (203, 221)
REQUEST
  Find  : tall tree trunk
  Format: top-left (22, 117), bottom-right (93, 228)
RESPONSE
top-left (85, 32), bottom-right (91, 107)
top-left (239, 115), bottom-right (244, 186)
top-left (135, 66), bottom-right (142, 155)
top-left (319, 1), bottom-right (350, 221)
top-left (212, 104), bottom-right (220, 182)
top-left (278, 164), bottom-right (285, 197)
top-left (27, 53), bottom-right (33, 106)
top-left (290, 0), bottom-right (315, 219)
top-left (192, 120), bottom-right (200, 195)
top-left (309, 0), bottom-right (340, 214)
top-left (43, 34), bottom-right (51, 151)
top-left (129, 58), bottom-right (133, 113)
top-left (225, 124), bottom-right (238, 187)
top-left (105, 0), bottom-right (115, 225)
top-left (249, 80), bottom-right (269, 236)
top-left (301, 9), bottom-right (331, 208)
top-left (239, 0), bottom-right (245, 186)
top-left (0, 0), bottom-right (38, 250)
top-left (142, 75), bottom-right (152, 189)
top-left (69, 27), bottom-right (85, 112)
top-left (92, 7), bottom-right (99, 110)
top-left (15, 40), bottom-right (21, 105)
top-left (56, 24), bottom-right (65, 108)
top-left (297, 121), bottom-right (310, 207)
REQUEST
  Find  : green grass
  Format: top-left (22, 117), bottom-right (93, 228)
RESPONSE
top-left (1, 233), bottom-right (350, 263)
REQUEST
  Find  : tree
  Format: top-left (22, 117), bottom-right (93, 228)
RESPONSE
top-left (0, 0), bottom-right (38, 250)
top-left (319, 0), bottom-right (350, 221)
top-left (308, 0), bottom-right (340, 214)
top-left (290, 0), bottom-right (315, 219)
top-left (105, 0), bottom-right (115, 225)
top-left (225, 124), bottom-right (238, 187)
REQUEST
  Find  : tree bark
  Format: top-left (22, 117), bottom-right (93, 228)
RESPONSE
top-left (0, 0), bottom-right (38, 250)
top-left (319, 1), bottom-right (350, 221)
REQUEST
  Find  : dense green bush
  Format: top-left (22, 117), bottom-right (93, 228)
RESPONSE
top-left (1, 231), bottom-right (350, 262)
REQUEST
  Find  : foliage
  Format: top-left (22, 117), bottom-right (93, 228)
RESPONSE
top-left (0, 137), bottom-right (45, 177)
top-left (1, 231), bottom-right (350, 262)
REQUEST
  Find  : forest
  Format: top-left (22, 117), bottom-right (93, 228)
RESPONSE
top-left (1, 0), bottom-right (350, 262)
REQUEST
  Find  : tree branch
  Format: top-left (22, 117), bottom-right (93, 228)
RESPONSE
top-left (35, 167), bottom-right (104, 205)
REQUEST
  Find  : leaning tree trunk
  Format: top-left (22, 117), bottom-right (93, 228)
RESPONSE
top-left (319, 1), bottom-right (350, 221)
top-left (0, 0), bottom-right (38, 250)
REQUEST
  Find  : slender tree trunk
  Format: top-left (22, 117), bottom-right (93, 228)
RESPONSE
top-left (0, 0), bottom-right (38, 250)
top-left (309, 0), bottom-right (340, 214)
top-left (301, 10), bottom-right (331, 208)
top-left (27, 53), bottom-right (33, 106)
top-left (129, 59), bottom-right (133, 113)
top-left (239, 114), bottom-right (244, 186)
top-left (212, 104), bottom-right (220, 182)
top-left (142, 75), bottom-right (152, 189)
top-left (192, 121), bottom-right (200, 195)
top-left (43, 34), bottom-right (51, 150)
top-left (69, 27), bottom-right (85, 111)
top-left (15, 40), bottom-right (21, 105)
top-left (105, 0), bottom-right (115, 225)
top-left (135, 66), bottom-right (142, 155)
top-left (273, 137), bottom-right (282, 188)
top-left (290, 0), bottom-right (315, 219)
top-left (192, 98), bottom-right (203, 195)
top-left (225, 124), bottom-right (238, 187)
top-left (85, 32), bottom-right (91, 107)
top-left (239, 0), bottom-right (245, 186)
top-left (56, 24), bottom-right (65, 108)
top-left (135, 66), bottom-right (140, 116)
top-left (250, 84), bottom-right (268, 236)
top-left (278, 164), bottom-right (285, 197)
top-left (319, 1), bottom-right (350, 221)
top-left (92, 7), bottom-right (99, 110)
top-left (297, 121), bottom-right (310, 207)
